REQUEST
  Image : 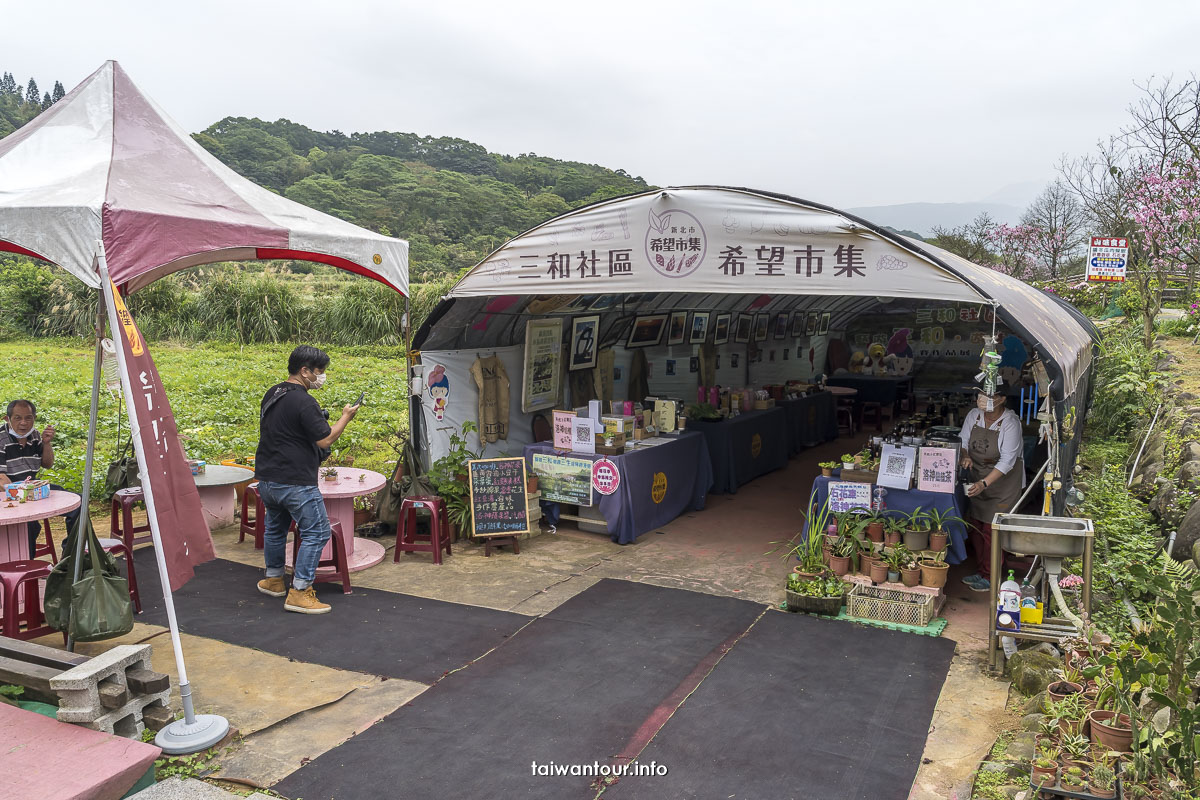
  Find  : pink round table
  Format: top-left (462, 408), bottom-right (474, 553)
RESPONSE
top-left (0, 490), bottom-right (81, 562)
top-left (827, 386), bottom-right (859, 397)
top-left (284, 467), bottom-right (387, 573)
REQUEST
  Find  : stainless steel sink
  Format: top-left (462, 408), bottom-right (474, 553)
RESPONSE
top-left (991, 514), bottom-right (1093, 558)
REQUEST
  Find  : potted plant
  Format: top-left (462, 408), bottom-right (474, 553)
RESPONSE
top-left (853, 506), bottom-right (886, 541)
top-left (869, 552), bottom-right (890, 584)
top-left (1030, 746), bottom-right (1059, 790)
top-left (1047, 678), bottom-right (1084, 703)
top-left (1088, 763), bottom-right (1116, 799)
top-left (900, 553), bottom-right (921, 587)
top-left (1059, 765), bottom-right (1086, 790)
top-left (1047, 694), bottom-right (1087, 737)
top-left (857, 536), bottom-right (879, 577)
top-left (882, 545), bottom-right (909, 584)
top-left (352, 494), bottom-right (375, 529)
top-left (918, 548), bottom-right (949, 588)
top-left (1059, 732), bottom-right (1091, 770)
top-left (770, 492), bottom-right (832, 581)
top-left (784, 572), bottom-right (846, 616)
top-left (819, 460), bottom-right (838, 478)
top-left (427, 420), bottom-right (482, 539)
top-left (902, 507), bottom-right (930, 552)
top-left (840, 453), bottom-right (856, 470)
top-left (526, 473), bottom-right (539, 494)
top-left (832, 509), bottom-right (862, 539)
top-left (321, 466), bottom-right (339, 483)
top-left (829, 534), bottom-right (856, 577)
top-left (883, 517), bottom-right (904, 547)
top-left (1035, 716), bottom-right (1060, 751)
top-left (925, 508), bottom-right (963, 552)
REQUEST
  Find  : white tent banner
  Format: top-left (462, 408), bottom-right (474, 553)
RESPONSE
top-left (450, 187), bottom-right (984, 304)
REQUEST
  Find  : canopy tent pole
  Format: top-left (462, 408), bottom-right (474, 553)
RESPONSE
top-left (65, 277), bottom-right (107, 652)
top-left (97, 250), bottom-right (229, 754)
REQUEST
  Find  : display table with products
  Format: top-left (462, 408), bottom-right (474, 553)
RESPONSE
top-left (778, 391), bottom-right (838, 454)
top-left (689, 407), bottom-right (790, 494)
top-left (810, 472), bottom-right (970, 565)
top-left (523, 433), bottom-right (713, 545)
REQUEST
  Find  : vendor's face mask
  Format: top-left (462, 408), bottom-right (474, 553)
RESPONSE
top-left (977, 394), bottom-right (995, 412)
top-left (305, 369), bottom-right (327, 390)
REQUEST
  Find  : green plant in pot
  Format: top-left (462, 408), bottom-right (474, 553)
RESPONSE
top-left (1046, 693), bottom-right (1087, 737)
top-left (427, 420), bottom-right (482, 536)
top-left (902, 507), bottom-right (930, 552)
top-left (882, 543), bottom-right (911, 584)
top-left (1030, 745), bottom-right (1059, 789)
top-left (819, 460), bottom-right (838, 477)
top-left (1088, 762), bottom-right (1116, 798)
top-left (856, 535), bottom-right (878, 577)
top-left (1060, 732), bottom-right (1091, 767)
top-left (770, 491), bottom-right (831, 581)
top-left (853, 505), bottom-right (885, 541)
top-left (832, 509), bottom-right (862, 539)
top-left (829, 533), bottom-right (857, 577)
top-left (883, 516), bottom-right (904, 546)
top-left (840, 453), bottom-right (856, 470)
top-left (685, 402), bottom-right (722, 422)
top-left (924, 508), bottom-right (963, 552)
top-left (784, 571), bottom-right (845, 615)
top-left (1060, 765), bottom-right (1086, 789)
top-left (918, 548), bottom-right (948, 588)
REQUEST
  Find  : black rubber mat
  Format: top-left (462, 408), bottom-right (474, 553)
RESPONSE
top-left (131, 549), bottom-right (529, 683)
top-left (272, 579), bottom-right (766, 800)
top-left (604, 610), bottom-right (956, 800)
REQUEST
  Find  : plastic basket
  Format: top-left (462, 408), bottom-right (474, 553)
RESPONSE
top-left (847, 583), bottom-right (936, 627)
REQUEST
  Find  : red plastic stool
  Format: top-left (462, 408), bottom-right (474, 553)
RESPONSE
top-left (110, 487), bottom-right (153, 550)
top-left (289, 521), bottom-right (352, 594)
top-left (239, 482), bottom-right (264, 549)
top-left (94, 537), bottom-right (142, 614)
top-left (0, 559), bottom-right (64, 643)
top-left (34, 518), bottom-right (58, 563)
top-left (395, 496), bottom-right (452, 565)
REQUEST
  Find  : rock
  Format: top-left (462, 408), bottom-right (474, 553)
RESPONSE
top-left (1089, 630), bottom-right (1112, 647)
top-left (1194, 540), bottom-right (1200, 570)
top-left (1188, 442), bottom-right (1200, 462)
top-left (1020, 713), bottom-right (1044, 731)
top-left (1178, 390), bottom-right (1196, 401)
top-left (1173, 500), bottom-right (1200, 561)
top-left (1150, 481), bottom-right (1177, 518)
top-left (1027, 642), bottom-right (1061, 660)
top-left (1024, 691), bottom-right (1048, 715)
top-left (1007, 650), bottom-right (1062, 695)
top-left (1180, 461), bottom-right (1200, 485)
top-left (980, 761), bottom-right (1028, 780)
top-left (1187, 407), bottom-right (1200, 415)
top-left (1007, 740), bottom-right (1036, 762)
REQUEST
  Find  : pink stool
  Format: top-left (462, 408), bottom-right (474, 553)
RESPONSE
top-left (395, 496), bottom-right (452, 565)
top-left (110, 487), bottom-right (153, 549)
top-left (0, 560), bottom-right (64, 643)
top-left (289, 521), bottom-right (352, 594)
top-left (239, 482), bottom-right (264, 549)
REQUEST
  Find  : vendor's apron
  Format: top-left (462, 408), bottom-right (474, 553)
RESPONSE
top-left (967, 422), bottom-right (1023, 524)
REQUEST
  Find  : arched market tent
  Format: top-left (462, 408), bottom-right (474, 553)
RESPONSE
top-left (412, 186), bottom-right (1098, 505)
top-left (0, 60), bottom-right (408, 294)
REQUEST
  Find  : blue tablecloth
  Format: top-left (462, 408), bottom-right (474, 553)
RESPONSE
top-left (810, 473), bottom-right (970, 565)
top-left (689, 407), bottom-right (790, 494)
top-left (778, 391), bottom-right (838, 454)
top-left (523, 432), bottom-right (712, 545)
top-left (827, 376), bottom-right (913, 406)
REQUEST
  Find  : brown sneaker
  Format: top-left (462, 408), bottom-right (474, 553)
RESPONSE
top-left (284, 587), bottom-right (331, 615)
top-left (257, 576), bottom-right (287, 597)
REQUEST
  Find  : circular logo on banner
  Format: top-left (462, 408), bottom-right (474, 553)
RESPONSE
top-left (372, 253), bottom-right (383, 265)
top-left (651, 472), bottom-right (668, 504)
top-left (751, 433), bottom-right (763, 459)
top-left (645, 207), bottom-right (707, 279)
top-left (592, 458), bottom-right (620, 496)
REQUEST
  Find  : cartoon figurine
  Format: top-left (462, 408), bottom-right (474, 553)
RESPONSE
top-left (885, 328), bottom-right (914, 376)
top-left (865, 342), bottom-right (887, 375)
top-left (427, 364), bottom-right (450, 422)
top-left (849, 351), bottom-right (866, 374)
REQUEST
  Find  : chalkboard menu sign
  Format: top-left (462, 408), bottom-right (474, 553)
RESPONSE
top-left (467, 457), bottom-right (530, 538)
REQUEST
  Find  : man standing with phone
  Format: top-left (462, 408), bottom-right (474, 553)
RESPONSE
top-left (254, 346), bottom-right (360, 614)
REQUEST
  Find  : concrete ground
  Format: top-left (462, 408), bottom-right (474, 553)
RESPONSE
top-left (35, 429), bottom-right (1009, 799)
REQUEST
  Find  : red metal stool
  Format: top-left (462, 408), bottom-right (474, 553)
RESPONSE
top-left (110, 487), bottom-right (153, 550)
top-left (394, 496), bottom-right (452, 565)
top-left (289, 521), bottom-right (352, 594)
top-left (93, 537), bottom-right (142, 614)
top-left (835, 402), bottom-right (856, 436)
top-left (0, 559), bottom-right (64, 643)
top-left (34, 518), bottom-right (58, 563)
top-left (239, 482), bottom-right (264, 549)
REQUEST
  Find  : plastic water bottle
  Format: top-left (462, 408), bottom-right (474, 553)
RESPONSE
top-left (1002, 635), bottom-right (1017, 659)
top-left (1021, 579), bottom-right (1039, 611)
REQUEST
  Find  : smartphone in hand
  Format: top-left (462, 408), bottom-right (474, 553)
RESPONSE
top-left (353, 391), bottom-right (365, 407)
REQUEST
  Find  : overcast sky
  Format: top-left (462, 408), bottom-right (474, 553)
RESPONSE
top-left (6, 1), bottom-right (1197, 209)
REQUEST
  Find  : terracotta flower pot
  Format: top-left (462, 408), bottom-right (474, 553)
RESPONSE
top-left (903, 529), bottom-right (929, 552)
top-left (866, 523), bottom-right (885, 543)
top-left (1088, 781), bottom-right (1116, 799)
top-left (793, 566), bottom-right (822, 582)
top-left (919, 560), bottom-right (949, 588)
top-left (829, 554), bottom-right (851, 576)
top-left (901, 566), bottom-right (921, 587)
top-left (884, 530), bottom-right (902, 546)
top-left (821, 467), bottom-right (833, 477)
top-left (526, 475), bottom-right (539, 493)
top-left (1030, 763), bottom-right (1058, 791)
top-left (1047, 681), bottom-right (1083, 703)
top-left (869, 560), bottom-right (889, 583)
top-left (859, 554), bottom-right (877, 576)
top-left (1088, 710), bottom-right (1133, 752)
top-left (929, 531), bottom-right (948, 551)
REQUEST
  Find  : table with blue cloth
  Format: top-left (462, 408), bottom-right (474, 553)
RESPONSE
top-left (523, 432), bottom-right (713, 545)
top-left (688, 407), bottom-right (790, 494)
top-left (777, 391), bottom-right (838, 455)
top-left (826, 375), bottom-right (913, 407)
top-left (810, 472), bottom-right (970, 564)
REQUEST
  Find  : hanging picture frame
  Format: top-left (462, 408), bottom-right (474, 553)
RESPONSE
top-left (569, 315), bottom-right (600, 371)
top-left (790, 310), bottom-right (806, 337)
top-left (713, 313), bottom-right (731, 345)
top-left (522, 318), bottom-right (563, 413)
top-left (754, 313), bottom-right (769, 342)
top-left (773, 313), bottom-right (788, 340)
top-left (734, 314), bottom-right (753, 343)
top-left (805, 311), bottom-right (819, 336)
top-left (818, 311), bottom-right (831, 335)
top-left (626, 313), bottom-right (668, 348)
top-left (667, 311), bottom-right (688, 346)
top-left (689, 312), bottom-right (711, 344)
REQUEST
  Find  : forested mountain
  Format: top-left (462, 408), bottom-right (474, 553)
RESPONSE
top-left (0, 69), bottom-right (652, 279)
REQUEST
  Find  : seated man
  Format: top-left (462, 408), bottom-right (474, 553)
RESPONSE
top-left (0, 398), bottom-right (80, 557)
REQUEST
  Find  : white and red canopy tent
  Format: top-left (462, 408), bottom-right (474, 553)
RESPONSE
top-left (0, 60), bottom-right (408, 294)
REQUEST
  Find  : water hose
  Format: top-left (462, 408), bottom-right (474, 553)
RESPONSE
top-left (1048, 573), bottom-right (1086, 631)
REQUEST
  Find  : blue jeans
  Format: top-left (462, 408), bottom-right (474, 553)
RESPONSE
top-left (257, 481), bottom-right (331, 591)
top-left (27, 483), bottom-right (81, 556)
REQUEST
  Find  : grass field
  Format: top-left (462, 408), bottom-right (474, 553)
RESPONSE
top-left (0, 338), bottom-right (408, 501)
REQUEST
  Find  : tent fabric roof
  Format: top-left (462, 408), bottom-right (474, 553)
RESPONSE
top-left (0, 61), bottom-right (408, 294)
top-left (416, 186), bottom-right (1097, 400)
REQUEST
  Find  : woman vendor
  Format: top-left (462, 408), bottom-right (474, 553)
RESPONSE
top-left (958, 389), bottom-right (1024, 592)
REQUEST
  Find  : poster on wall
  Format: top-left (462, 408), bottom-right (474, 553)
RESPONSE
top-left (918, 447), bottom-right (957, 493)
top-left (805, 312), bottom-right (818, 336)
top-left (713, 313), bottom-right (730, 344)
top-left (690, 312), bottom-right (710, 344)
top-left (877, 444), bottom-right (916, 490)
top-left (552, 409), bottom-right (575, 450)
top-left (735, 314), bottom-right (753, 343)
top-left (667, 311), bottom-right (688, 345)
top-left (531, 453), bottom-right (594, 506)
top-left (627, 314), bottom-right (667, 348)
top-left (754, 313), bottom-right (769, 342)
top-left (828, 481), bottom-right (873, 513)
top-left (790, 311), bottom-right (806, 337)
top-left (569, 315), bottom-right (599, 371)
top-left (522, 318), bottom-right (563, 413)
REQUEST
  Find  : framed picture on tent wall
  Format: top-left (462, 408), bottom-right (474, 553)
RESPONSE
top-left (818, 312), bottom-right (831, 335)
top-left (627, 313), bottom-right (668, 348)
top-left (569, 315), bottom-right (600, 371)
top-left (689, 312), bottom-right (710, 344)
top-left (667, 311), bottom-right (688, 346)
top-left (773, 313), bottom-right (788, 340)
top-left (790, 310), bottom-right (806, 337)
top-left (754, 313), bottom-right (769, 342)
top-left (734, 314), bottom-right (752, 343)
top-left (523, 318), bottom-right (564, 413)
top-left (713, 313), bottom-right (731, 344)
top-left (805, 312), bottom-right (819, 336)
